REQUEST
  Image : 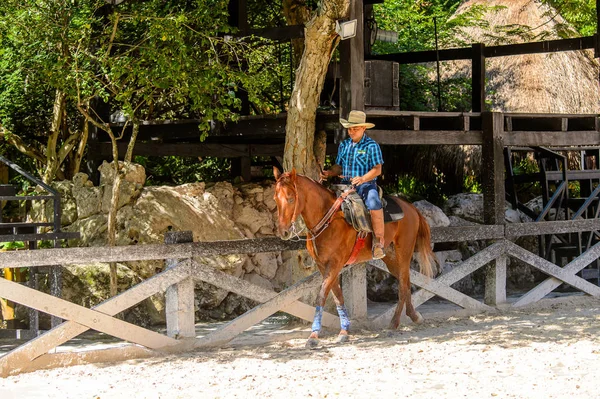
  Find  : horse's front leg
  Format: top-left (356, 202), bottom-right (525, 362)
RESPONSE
top-left (306, 271), bottom-right (339, 349)
top-left (330, 276), bottom-right (351, 343)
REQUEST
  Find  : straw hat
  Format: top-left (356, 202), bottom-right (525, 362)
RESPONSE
top-left (340, 110), bottom-right (375, 129)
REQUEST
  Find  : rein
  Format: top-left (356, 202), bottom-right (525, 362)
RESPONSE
top-left (286, 181), bottom-right (354, 241)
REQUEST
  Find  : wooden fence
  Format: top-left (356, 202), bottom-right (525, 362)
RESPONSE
top-left (2, 219), bottom-right (600, 377)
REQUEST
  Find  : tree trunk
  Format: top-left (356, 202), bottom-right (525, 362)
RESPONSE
top-left (42, 90), bottom-right (66, 184)
top-left (283, 0), bottom-right (349, 179)
top-left (107, 121), bottom-right (140, 297)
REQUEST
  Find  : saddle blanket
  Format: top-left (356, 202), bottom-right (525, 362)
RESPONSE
top-left (331, 185), bottom-right (404, 232)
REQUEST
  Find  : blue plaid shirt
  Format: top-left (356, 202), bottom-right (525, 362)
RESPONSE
top-left (336, 134), bottom-right (384, 183)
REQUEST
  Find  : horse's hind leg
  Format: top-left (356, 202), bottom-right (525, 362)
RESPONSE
top-left (384, 239), bottom-right (423, 329)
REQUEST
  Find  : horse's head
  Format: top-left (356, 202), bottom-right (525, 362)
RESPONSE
top-left (273, 167), bottom-right (303, 240)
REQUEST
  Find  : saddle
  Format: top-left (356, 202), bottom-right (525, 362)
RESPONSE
top-left (330, 184), bottom-right (404, 234)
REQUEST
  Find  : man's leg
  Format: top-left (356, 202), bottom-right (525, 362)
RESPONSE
top-left (359, 184), bottom-right (385, 259)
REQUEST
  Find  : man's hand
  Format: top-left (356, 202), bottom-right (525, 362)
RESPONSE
top-left (351, 175), bottom-right (365, 186)
top-left (320, 164), bottom-right (342, 180)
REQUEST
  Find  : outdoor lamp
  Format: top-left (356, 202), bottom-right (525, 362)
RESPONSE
top-left (336, 19), bottom-right (358, 40)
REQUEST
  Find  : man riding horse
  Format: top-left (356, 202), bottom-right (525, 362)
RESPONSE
top-left (320, 110), bottom-right (386, 260)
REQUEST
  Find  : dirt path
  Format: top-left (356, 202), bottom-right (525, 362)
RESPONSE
top-left (2, 295), bottom-right (600, 399)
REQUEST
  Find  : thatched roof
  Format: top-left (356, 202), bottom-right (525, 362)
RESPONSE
top-left (445, 0), bottom-right (600, 113)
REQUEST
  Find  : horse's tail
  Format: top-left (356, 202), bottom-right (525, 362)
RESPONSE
top-left (415, 209), bottom-right (437, 278)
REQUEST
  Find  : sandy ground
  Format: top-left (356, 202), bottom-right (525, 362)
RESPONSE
top-left (2, 295), bottom-right (600, 399)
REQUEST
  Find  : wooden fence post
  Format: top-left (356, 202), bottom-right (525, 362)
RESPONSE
top-left (342, 263), bottom-right (368, 325)
top-left (472, 43), bottom-right (486, 112)
top-left (482, 112), bottom-right (507, 306)
top-left (165, 231), bottom-right (196, 339)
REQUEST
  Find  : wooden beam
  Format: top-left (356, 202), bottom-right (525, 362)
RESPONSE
top-left (342, 263), bottom-right (368, 323)
top-left (367, 36), bottom-right (595, 65)
top-left (165, 232), bottom-right (195, 339)
top-left (0, 237), bottom-right (305, 268)
top-left (506, 241), bottom-right (600, 297)
top-left (505, 131), bottom-right (600, 146)
top-left (485, 36), bottom-right (595, 58)
top-left (0, 278), bottom-right (179, 350)
top-left (481, 112), bottom-right (506, 306)
top-left (371, 261), bottom-right (492, 311)
top-left (472, 43), bottom-right (485, 112)
top-left (368, 130), bottom-right (483, 145)
top-left (505, 219), bottom-right (600, 237)
top-left (189, 260), bottom-right (339, 329)
top-left (194, 269), bottom-right (329, 348)
top-left (430, 225), bottom-right (504, 243)
top-left (482, 112), bottom-right (506, 224)
top-left (371, 242), bottom-right (506, 325)
top-left (0, 263), bottom-right (191, 377)
top-left (513, 241), bottom-right (600, 307)
top-left (340, 0), bottom-right (365, 116)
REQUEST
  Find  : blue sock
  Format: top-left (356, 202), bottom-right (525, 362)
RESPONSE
top-left (311, 306), bottom-right (324, 333)
top-left (337, 305), bottom-right (351, 331)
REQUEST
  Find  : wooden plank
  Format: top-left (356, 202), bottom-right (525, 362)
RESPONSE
top-left (505, 219), bottom-right (600, 237)
top-left (411, 241), bottom-right (508, 308)
top-left (367, 46), bottom-right (472, 64)
top-left (194, 270), bottom-right (326, 348)
top-left (368, 36), bottom-right (594, 65)
top-left (342, 263), bottom-right (368, 322)
top-left (365, 110), bottom-right (481, 117)
top-left (98, 142), bottom-right (251, 158)
top-left (513, 241), bottom-right (600, 307)
top-left (472, 43), bottom-right (485, 112)
top-left (0, 261), bottom-right (189, 376)
top-left (0, 237), bottom-right (305, 268)
top-left (506, 131), bottom-right (600, 146)
top-left (371, 261), bottom-right (492, 310)
top-left (484, 254), bottom-right (507, 305)
top-left (430, 225), bottom-right (504, 243)
top-left (339, 0), bottom-right (365, 116)
top-left (368, 130), bottom-right (483, 145)
top-left (0, 263), bottom-right (191, 377)
top-left (190, 260), bottom-right (339, 329)
top-left (484, 36), bottom-right (595, 58)
top-left (0, 232), bottom-right (80, 243)
top-left (165, 232), bottom-right (195, 339)
top-left (0, 278), bottom-right (179, 350)
top-left (482, 112), bottom-right (506, 224)
top-left (506, 241), bottom-right (600, 296)
top-left (371, 242), bottom-right (505, 325)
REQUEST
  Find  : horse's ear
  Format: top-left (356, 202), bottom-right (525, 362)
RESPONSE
top-left (290, 168), bottom-right (297, 181)
top-left (273, 166), bottom-right (282, 180)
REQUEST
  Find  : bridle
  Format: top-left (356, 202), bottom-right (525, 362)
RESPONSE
top-left (278, 178), bottom-right (351, 242)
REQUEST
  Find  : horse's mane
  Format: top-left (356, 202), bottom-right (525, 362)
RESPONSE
top-left (276, 172), bottom-right (336, 199)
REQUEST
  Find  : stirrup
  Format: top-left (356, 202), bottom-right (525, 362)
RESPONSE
top-left (372, 244), bottom-right (385, 260)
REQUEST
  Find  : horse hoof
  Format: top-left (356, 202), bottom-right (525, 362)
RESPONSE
top-left (336, 334), bottom-right (349, 344)
top-left (305, 338), bottom-right (320, 349)
top-left (413, 312), bottom-right (424, 325)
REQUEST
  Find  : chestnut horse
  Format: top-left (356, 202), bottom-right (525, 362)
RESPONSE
top-left (273, 168), bottom-right (436, 348)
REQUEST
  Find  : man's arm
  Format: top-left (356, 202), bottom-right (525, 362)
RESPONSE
top-left (350, 164), bottom-right (381, 186)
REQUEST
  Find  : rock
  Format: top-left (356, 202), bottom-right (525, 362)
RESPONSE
top-left (414, 200), bottom-right (450, 227)
top-left (244, 272), bottom-right (273, 292)
top-left (72, 185), bottom-right (102, 219)
top-left (234, 205), bottom-right (273, 234)
top-left (99, 161), bottom-right (146, 187)
top-left (251, 252), bottom-right (279, 280)
top-left (444, 193), bottom-right (484, 223)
